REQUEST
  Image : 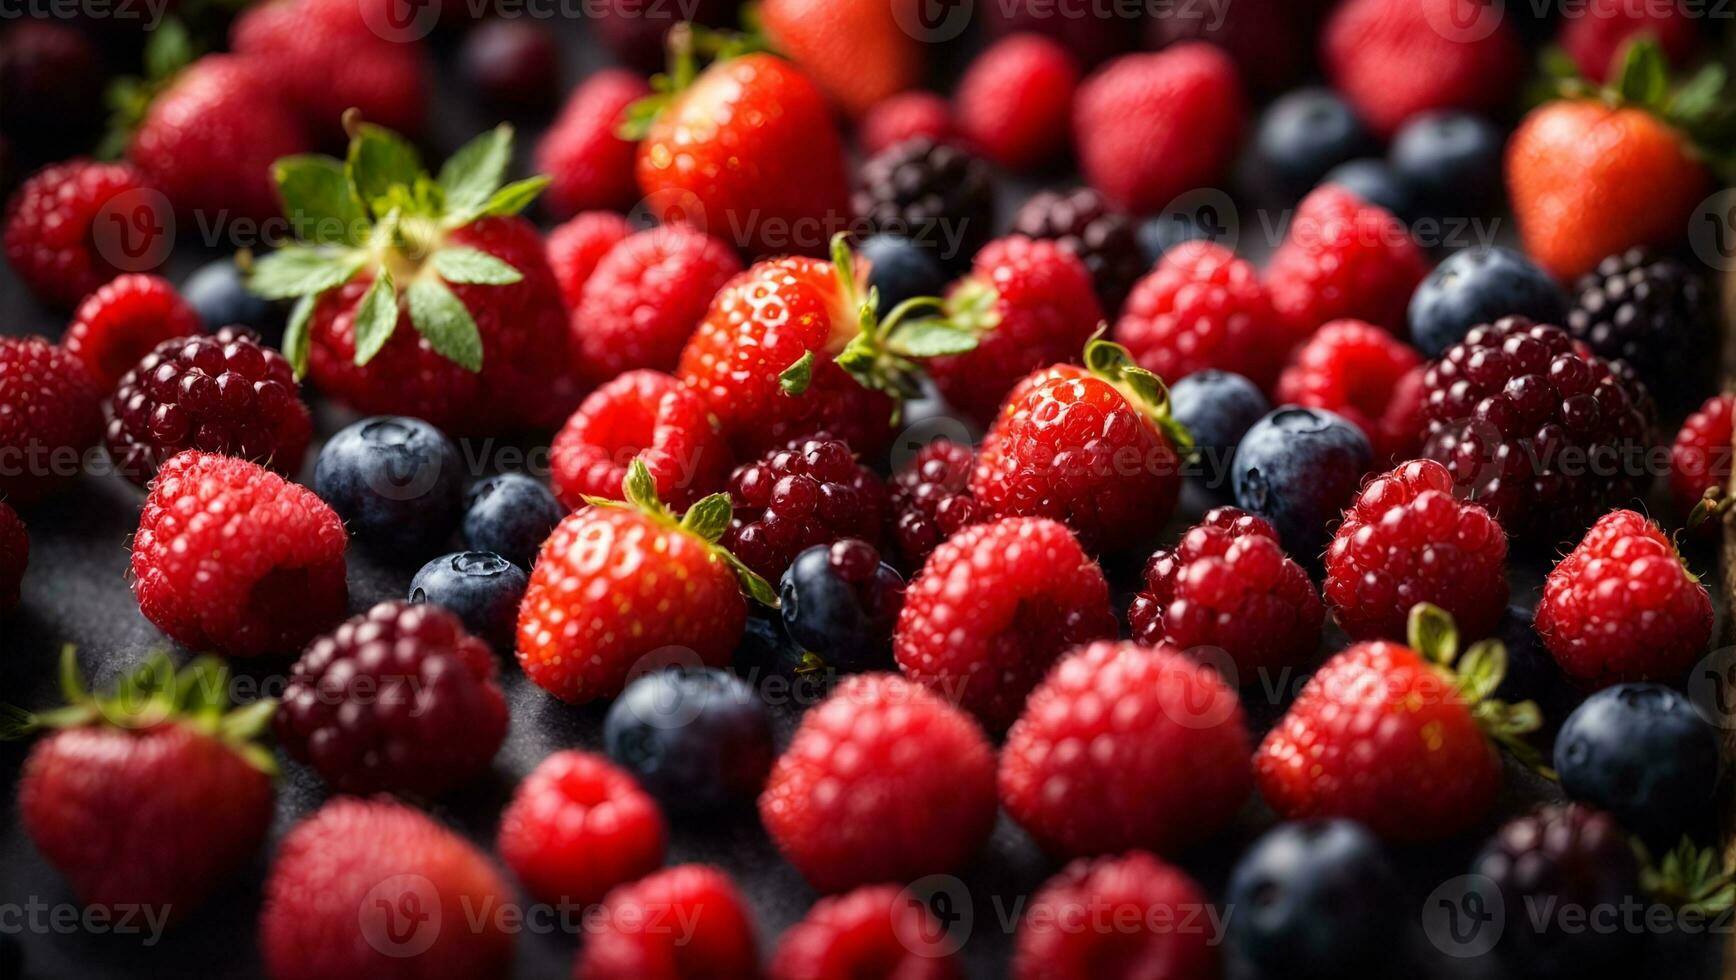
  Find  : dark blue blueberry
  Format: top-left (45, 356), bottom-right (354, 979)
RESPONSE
top-left (1408, 246), bottom-right (1568, 357)
top-left (860, 234), bottom-right (947, 314)
top-left (1389, 111), bottom-right (1504, 214)
top-left (1169, 370), bottom-right (1269, 500)
top-left (183, 258), bottom-right (274, 333)
top-left (733, 610), bottom-right (836, 702)
top-left (1225, 819), bottom-right (1404, 980)
top-left (408, 550), bottom-right (526, 650)
top-left (1320, 159), bottom-right (1414, 223)
top-left (314, 416), bottom-right (464, 556)
top-left (1254, 88), bottom-right (1375, 202)
top-left (463, 473), bottom-right (562, 568)
top-left (1554, 684), bottom-right (1721, 846)
top-left (604, 667), bottom-right (775, 811)
top-left (1136, 211), bottom-right (1215, 265)
top-left (1233, 408), bottom-right (1371, 561)
top-left (779, 539), bottom-right (904, 673)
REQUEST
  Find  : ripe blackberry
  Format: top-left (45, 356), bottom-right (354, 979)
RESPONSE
top-left (724, 438), bottom-right (888, 582)
top-left (275, 601), bottom-right (509, 798)
top-left (852, 137), bottom-right (996, 273)
top-left (104, 327), bottom-right (311, 486)
top-left (1010, 187), bottom-right (1145, 312)
top-left (1419, 316), bottom-right (1654, 539)
top-left (889, 438), bottom-right (980, 567)
top-left (1565, 247), bottom-right (1713, 399)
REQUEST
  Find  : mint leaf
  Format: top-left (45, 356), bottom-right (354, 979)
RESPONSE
top-left (439, 125), bottom-right (513, 222)
top-left (431, 246), bottom-right (523, 285)
top-left (475, 176), bottom-right (549, 219)
top-left (406, 280), bottom-right (483, 372)
top-left (886, 319), bottom-right (978, 357)
top-left (352, 269), bottom-right (400, 366)
top-left (248, 247), bottom-right (363, 300)
top-left (281, 294), bottom-right (315, 378)
top-left (273, 155), bottom-right (368, 246)
top-left (347, 124), bottom-right (423, 216)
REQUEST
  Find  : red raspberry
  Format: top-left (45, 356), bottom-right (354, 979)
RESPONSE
top-left (760, 673), bottom-right (997, 892)
top-left (550, 370), bottom-right (732, 512)
top-left (723, 437), bottom-right (888, 582)
top-left (3, 159), bottom-right (163, 309)
top-left (1000, 642), bottom-right (1251, 858)
top-left (576, 865), bottom-right (759, 980)
top-left (1265, 185), bottom-right (1429, 335)
top-left (537, 69), bottom-right (650, 218)
top-left (1275, 319), bottom-right (1425, 460)
top-left (1114, 240), bottom-right (1292, 391)
top-left (275, 601), bottom-right (508, 797)
top-left (956, 33), bottom-right (1079, 172)
top-left (1561, 0), bottom-right (1699, 84)
top-left (858, 91), bottom-right (956, 157)
top-left (0, 499), bottom-right (24, 611)
top-left (770, 884), bottom-right (962, 980)
top-left (497, 750), bottom-right (666, 906)
top-left (261, 798), bottom-right (514, 980)
top-left (547, 210), bottom-right (632, 309)
top-left (1323, 0), bottom-right (1525, 137)
top-left (63, 274), bottom-right (202, 390)
top-left (1129, 507), bottom-right (1322, 676)
top-left (888, 438), bottom-right (981, 568)
top-left (894, 517), bottom-right (1116, 729)
top-left (131, 451), bottom-right (348, 657)
top-left (0, 335), bottom-right (102, 503)
top-left (103, 327), bottom-right (312, 487)
top-left (1014, 851), bottom-right (1220, 980)
top-left (573, 225), bottom-right (744, 386)
top-left (1535, 509), bottom-right (1713, 688)
top-left (930, 236), bottom-right (1103, 424)
top-left (1670, 393), bottom-right (1732, 531)
top-left (1324, 459), bottom-right (1508, 642)
top-left (1381, 364), bottom-right (1430, 463)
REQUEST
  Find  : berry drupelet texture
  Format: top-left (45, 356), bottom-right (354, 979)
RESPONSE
top-left (64, 273), bottom-right (202, 389)
top-left (888, 438), bottom-right (980, 568)
top-left (723, 437), bottom-right (888, 583)
top-left (1565, 246), bottom-right (1713, 399)
top-left (852, 137), bottom-right (997, 273)
top-left (1009, 187), bottom-right (1145, 313)
top-left (496, 750), bottom-right (667, 906)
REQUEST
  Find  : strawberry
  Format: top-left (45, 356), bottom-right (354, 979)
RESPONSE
top-left (1323, 0), bottom-right (1524, 137)
top-left (761, 0), bottom-right (921, 117)
top-left (248, 122), bottom-right (577, 433)
top-left (536, 69), bottom-right (651, 219)
top-left (9, 648), bottom-right (275, 925)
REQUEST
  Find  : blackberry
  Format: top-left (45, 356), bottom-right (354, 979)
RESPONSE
top-left (852, 137), bottom-right (996, 273)
top-left (779, 539), bottom-right (906, 672)
top-left (1010, 187), bottom-right (1145, 312)
top-left (1565, 247), bottom-right (1713, 398)
top-left (104, 327), bottom-right (312, 486)
top-left (1419, 316), bottom-right (1655, 540)
top-left (276, 601), bottom-right (508, 798)
top-left (888, 438), bottom-right (980, 568)
top-left (723, 437), bottom-right (888, 581)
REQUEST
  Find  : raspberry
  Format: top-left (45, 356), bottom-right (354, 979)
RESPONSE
top-left (1324, 459), bottom-right (1509, 642)
top-left (723, 437), bottom-right (888, 583)
top-left (1535, 509), bottom-right (1713, 688)
top-left (276, 601), bottom-right (508, 797)
top-left (1671, 393), bottom-right (1733, 528)
top-left (888, 438), bottom-right (980, 568)
top-left (0, 499), bottom-right (24, 612)
top-left (894, 517), bottom-right (1116, 729)
top-left (955, 34), bottom-right (1079, 173)
top-left (1114, 240), bottom-right (1292, 391)
top-left (1560, 0), bottom-right (1699, 83)
top-left (1129, 507), bottom-right (1323, 675)
top-left (63, 274), bottom-right (202, 389)
top-left (546, 210), bottom-right (632, 309)
top-left (1014, 852), bottom-right (1220, 980)
top-left (1009, 187), bottom-right (1145, 314)
top-left (572, 225), bottom-right (744, 386)
top-left (131, 451), bottom-right (348, 657)
top-left (1275, 320), bottom-right (1424, 461)
top-left (103, 327), bottom-right (312, 487)
top-left (1564, 247), bottom-right (1713, 398)
top-left (1323, 0), bottom-right (1525, 137)
top-left (496, 750), bottom-right (666, 906)
top-left (1418, 316), bottom-right (1656, 539)
top-left (550, 370), bottom-right (732, 513)
top-left (759, 673), bottom-right (997, 892)
top-left (0, 335), bottom-right (102, 503)
top-left (853, 137), bottom-right (997, 272)
top-left (576, 865), bottom-right (759, 980)
top-left (857, 91), bottom-right (955, 157)
top-left (535, 68), bottom-right (649, 217)
top-left (1000, 642), bottom-right (1252, 857)
top-left (3, 159), bottom-right (164, 309)
top-left (1266, 185), bottom-right (1428, 335)
top-left (770, 884), bottom-right (961, 980)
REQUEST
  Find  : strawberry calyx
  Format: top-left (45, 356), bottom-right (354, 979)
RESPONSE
top-left (1080, 335), bottom-right (1195, 453)
top-left (582, 459), bottom-right (780, 608)
top-left (0, 645), bottom-right (278, 775)
top-left (1406, 603), bottom-right (1550, 776)
top-left (246, 118), bottom-right (550, 379)
top-left (1543, 38), bottom-right (1736, 176)
top-left (617, 22), bottom-right (770, 141)
top-left (1637, 837), bottom-right (1736, 917)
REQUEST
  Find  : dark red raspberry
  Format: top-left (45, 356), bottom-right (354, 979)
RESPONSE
top-left (546, 210), bottom-right (631, 309)
top-left (1418, 316), bottom-right (1655, 539)
top-left (577, 865), bottom-right (760, 979)
top-left (276, 601), bottom-right (507, 797)
top-left (0, 499), bottom-right (24, 612)
top-left (550, 369), bottom-right (733, 513)
top-left (1671, 393), bottom-right (1733, 532)
top-left (1114, 240), bottom-right (1294, 391)
top-left (3, 159), bottom-right (164, 309)
top-left (1265, 184), bottom-right (1428, 335)
top-left (857, 91), bottom-right (956, 157)
top-left (1014, 851), bottom-right (1220, 979)
top-left (572, 225), bottom-right (744, 386)
top-left (63, 274), bottom-right (201, 390)
top-left (1535, 509), bottom-right (1713, 688)
top-left (1129, 507), bottom-right (1322, 676)
top-left (723, 437), bottom-right (887, 582)
top-left (770, 884), bottom-right (962, 980)
top-left (0, 335), bottom-right (102, 503)
top-left (889, 438), bottom-right (981, 568)
top-left (496, 750), bottom-right (666, 906)
top-left (1325, 459), bottom-right (1508, 642)
top-left (1276, 319), bottom-right (1424, 461)
top-left (1009, 187), bottom-right (1145, 314)
top-left (104, 328), bottom-right (312, 487)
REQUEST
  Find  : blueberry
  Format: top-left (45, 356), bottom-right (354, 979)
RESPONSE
top-left (860, 234), bottom-right (947, 313)
top-left (1169, 370), bottom-right (1269, 499)
top-left (1254, 88), bottom-right (1375, 202)
top-left (1136, 211), bottom-right (1215, 265)
top-left (314, 416), bottom-right (464, 555)
top-left (1233, 408), bottom-right (1371, 561)
top-left (463, 473), bottom-right (562, 568)
top-left (733, 610), bottom-right (836, 703)
top-left (183, 258), bottom-right (274, 334)
top-left (1491, 605), bottom-right (1575, 730)
top-left (1389, 111), bottom-right (1503, 214)
top-left (1554, 684), bottom-right (1721, 846)
top-left (1225, 819), bottom-right (1404, 980)
top-left (1407, 246), bottom-right (1568, 357)
top-left (604, 667), bottom-right (775, 811)
top-left (1320, 159), bottom-right (1414, 223)
top-left (409, 551), bottom-right (526, 650)
top-left (779, 540), bottom-right (904, 673)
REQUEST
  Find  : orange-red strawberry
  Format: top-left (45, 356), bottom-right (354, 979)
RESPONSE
top-left (761, 0), bottom-right (921, 117)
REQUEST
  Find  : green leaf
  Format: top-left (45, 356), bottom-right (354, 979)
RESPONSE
top-left (431, 247), bottom-right (523, 285)
top-left (943, 278), bottom-right (1001, 334)
top-left (351, 269), bottom-right (400, 367)
top-left (617, 92), bottom-right (671, 141)
top-left (475, 176), bottom-right (550, 219)
top-left (1540, 45), bottom-right (1579, 83)
top-left (248, 247), bottom-right (364, 300)
top-left (724, 553), bottom-right (780, 609)
top-left (219, 699), bottom-right (278, 743)
top-left (1455, 640), bottom-right (1507, 706)
top-left (236, 742), bottom-right (280, 777)
top-left (886, 319), bottom-right (979, 358)
top-left (281, 295), bottom-right (315, 379)
top-left (438, 125), bottom-right (513, 221)
top-left (273, 155), bottom-right (369, 247)
top-left (1614, 38), bottom-right (1669, 107)
top-left (110, 652), bottom-right (176, 721)
top-left (175, 657), bottom-right (230, 725)
top-left (143, 18), bottom-right (194, 82)
top-left (346, 124), bottom-right (423, 215)
top-left (406, 279), bottom-right (483, 372)
top-left (1670, 64), bottom-right (1727, 125)
top-left (780, 352), bottom-right (815, 396)
top-left (1407, 603), bottom-right (1459, 667)
top-left (621, 459), bottom-right (664, 513)
top-left (59, 644), bottom-right (87, 706)
top-left (680, 494), bottom-right (733, 542)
